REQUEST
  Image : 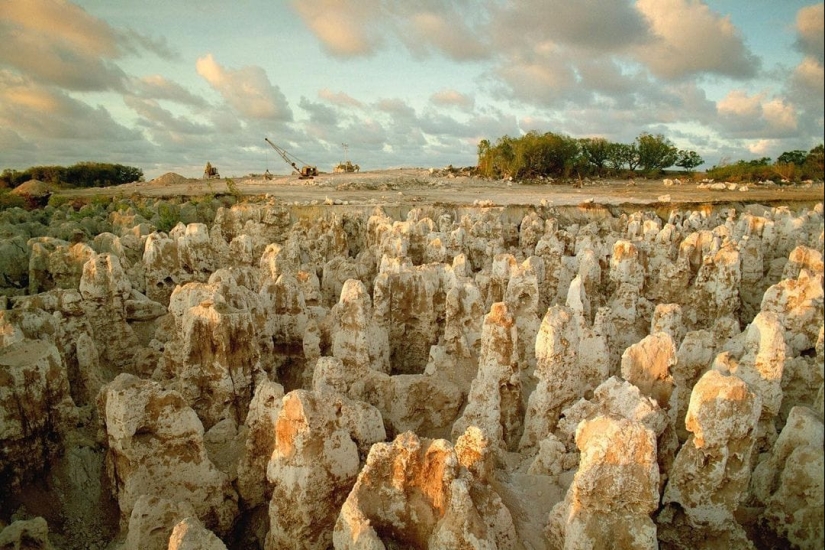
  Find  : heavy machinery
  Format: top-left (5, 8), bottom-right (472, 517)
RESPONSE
top-left (203, 162), bottom-right (220, 179)
top-left (264, 138), bottom-right (318, 179)
top-left (334, 142), bottom-right (359, 173)
top-left (334, 160), bottom-right (360, 173)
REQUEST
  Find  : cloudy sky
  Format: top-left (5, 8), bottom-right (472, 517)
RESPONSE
top-left (1, 0), bottom-right (823, 180)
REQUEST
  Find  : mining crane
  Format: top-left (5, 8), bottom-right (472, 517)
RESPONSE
top-left (264, 138), bottom-right (318, 179)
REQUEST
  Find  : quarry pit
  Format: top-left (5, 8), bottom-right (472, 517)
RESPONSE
top-left (0, 169), bottom-right (822, 549)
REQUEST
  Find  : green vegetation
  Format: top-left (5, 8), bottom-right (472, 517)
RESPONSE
top-left (705, 144), bottom-right (823, 183)
top-left (1, 162), bottom-right (143, 189)
top-left (477, 131), bottom-right (696, 180)
top-left (477, 131), bottom-right (823, 183)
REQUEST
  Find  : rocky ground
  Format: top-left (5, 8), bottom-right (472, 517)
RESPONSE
top-left (0, 169), bottom-right (823, 549)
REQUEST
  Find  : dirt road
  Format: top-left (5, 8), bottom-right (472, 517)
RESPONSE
top-left (61, 168), bottom-right (824, 208)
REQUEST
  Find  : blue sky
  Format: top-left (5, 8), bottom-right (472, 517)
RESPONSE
top-left (1, 0), bottom-right (822, 180)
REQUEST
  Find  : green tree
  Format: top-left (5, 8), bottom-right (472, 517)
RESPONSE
top-left (607, 142), bottom-right (640, 172)
top-left (803, 144), bottom-right (824, 179)
top-left (776, 150), bottom-right (807, 166)
top-left (675, 150), bottom-right (704, 173)
top-left (636, 133), bottom-right (678, 173)
top-left (580, 138), bottom-right (611, 175)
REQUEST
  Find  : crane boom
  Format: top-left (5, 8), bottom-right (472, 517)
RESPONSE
top-left (264, 138), bottom-right (317, 179)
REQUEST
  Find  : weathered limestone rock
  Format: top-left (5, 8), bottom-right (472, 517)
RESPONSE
top-left (715, 311), bottom-right (785, 447)
top-left (750, 406), bottom-right (824, 550)
top-left (442, 277), bottom-right (484, 363)
top-left (122, 495), bottom-right (197, 550)
top-left (690, 240), bottom-right (741, 326)
top-left (606, 240), bottom-right (652, 360)
top-left (333, 431), bottom-right (515, 549)
top-left (780, 324), bottom-right (824, 420)
top-left (650, 303), bottom-right (685, 345)
top-left (78, 252), bottom-right (141, 370)
top-left (621, 332), bottom-right (678, 424)
top-left (781, 245), bottom-right (824, 280)
top-left (546, 415), bottom-right (660, 550)
top-left (658, 370), bottom-right (761, 549)
top-left (329, 279), bottom-right (389, 374)
top-left (265, 389), bottom-right (385, 550)
top-left (555, 377), bottom-right (669, 471)
top-left (504, 256), bottom-right (543, 373)
top-left (520, 303), bottom-right (609, 453)
top-left (166, 300), bottom-right (260, 429)
top-left (142, 231), bottom-right (182, 304)
top-left (27, 238), bottom-right (95, 294)
top-left (258, 272), bottom-right (314, 389)
top-left (0, 517), bottom-right (55, 549)
top-left (167, 517), bottom-right (228, 550)
top-left (452, 302), bottom-right (523, 452)
top-left (98, 374), bottom-right (238, 535)
top-left (236, 380), bottom-right (285, 508)
top-left (0, 339), bottom-right (75, 486)
top-left (673, 329), bottom-right (716, 440)
top-left (317, 280), bottom-right (462, 438)
top-left (0, 235), bottom-right (30, 295)
top-left (760, 270), bottom-right (824, 356)
top-left (372, 259), bottom-right (444, 374)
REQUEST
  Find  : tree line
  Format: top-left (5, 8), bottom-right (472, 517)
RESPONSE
top-left (0, 162), bottom-right (144, 189)
top-left (477, 130), bottom-right (824, 182)
top-left (476, 131), bottom-right (701, 180)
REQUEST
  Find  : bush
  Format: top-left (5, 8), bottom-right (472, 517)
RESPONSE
top-left (0, 190), bottom-right (26, 211)
top-left (0, 162), bottom-right (143, 189)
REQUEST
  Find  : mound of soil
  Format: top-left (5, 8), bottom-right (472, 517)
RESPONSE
top-left (11, 179), bottom-right (54, 197)
top-left (149, 172), bottom-right (191, 186)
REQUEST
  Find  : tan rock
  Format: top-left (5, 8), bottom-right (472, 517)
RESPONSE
top-left (27, 238), bottom-right (95, 294)
top-left (98, 374), bottom-right (238, 535)
top-left (236, 380), bottom-right (285, 508)
top-left (167, 517), bottom-right (228, 550)
top-left (547, 415), bottom-right (659, 550)
top-left (122, 495), bottom-right (197, 550)
top-left (521, 304), bottom-right (609, 453)
top-left (659, 370), bottom-right (761, 548)
top-left (333, 431), bottom-right (515, 549)
top-left (330, 279), bottom-right (389, 375)
top-left (452, 302), bottom-right (523, 452)
top-left (760, 270), bottom-right (824, 356)
top-left (650, 303), bottom-right (685, 344)
top-left (265, 389), bottom-right (385, 550)
top-left (0, 339), bottom-right (75, 486)
top-left (0, 517), bottom-right (54, 549)
top-left (621, 332), bottom-right (678, 422)
top-left (167, 301), bottom-right (260, 428)
top-left (760, 430), bottom-right (824, 550)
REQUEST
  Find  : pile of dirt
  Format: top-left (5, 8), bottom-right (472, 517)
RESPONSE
top-left (149, 172), bottom-right (190, 186)
top-left (11, 179), bottom-right (54, 197)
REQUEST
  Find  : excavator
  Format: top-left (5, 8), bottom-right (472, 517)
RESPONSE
top-left (264, 138), bottom-right (318, 179)
top-left (203, 162), bottom-right (220, 179)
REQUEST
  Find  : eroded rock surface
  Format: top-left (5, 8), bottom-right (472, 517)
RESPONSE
top-left (1, 198), bottom-right (823, 549)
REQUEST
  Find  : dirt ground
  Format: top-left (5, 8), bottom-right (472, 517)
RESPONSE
top-left (59, 168), bottom-right (824, 208)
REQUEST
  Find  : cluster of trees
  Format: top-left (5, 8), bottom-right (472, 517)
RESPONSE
top-left (477, 131), bottom-right (703, 180)
top-left (0, 162), bottom-right (143, 189)
top-left (706, 144), bottom-right (824, 183)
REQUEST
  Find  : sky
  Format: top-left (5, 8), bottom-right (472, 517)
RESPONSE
top-left (0, 0), bottom-right (823, 181)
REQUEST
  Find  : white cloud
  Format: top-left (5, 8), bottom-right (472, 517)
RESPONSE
top-left (633, 0), bottom-right (759, 79)
top-left (795, 3), bottom-right (824, 63)
top-left (196, 54), bottom-right (292, 121)
top-left (430, 89), bottom-right (475, 110)
top-left (289, 0), bottom-right (385, 57)
top-left (318, 89), bottom-right (365, 109)
top-left (715, 90), bottom-right (799, 138)
top-left (132, 75), bottom-right (208, 107)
